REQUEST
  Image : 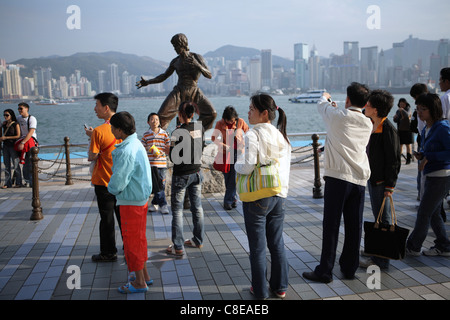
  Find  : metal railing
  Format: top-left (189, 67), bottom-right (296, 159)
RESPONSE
top-left (28, 133), bottom-right (326, 220)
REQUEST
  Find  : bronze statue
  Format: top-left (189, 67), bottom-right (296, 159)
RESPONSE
top-left (137, 33), bottom-right (217, 130)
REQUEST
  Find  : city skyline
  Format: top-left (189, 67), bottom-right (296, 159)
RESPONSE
top-left (2, 35), bottom-right (448, 101)
top-left (1, 1), bottom-right (449, 63)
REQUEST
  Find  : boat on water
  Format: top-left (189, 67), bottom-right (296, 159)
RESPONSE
top-left (58, 99), bottom-right (76, 104)
top-left (36, 99), bottom-right (58, 105)
top-left (289, 89), bottom-right (326, 103)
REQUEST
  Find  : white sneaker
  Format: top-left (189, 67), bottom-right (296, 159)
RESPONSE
top-left (406, 248), bottom-right (421, 257)
top-left (423, 247), bottom-right (450, 257)
top-left (160, 205), bottom-right (170, 214)
top-left (148, 204), bottom-right (159, 212)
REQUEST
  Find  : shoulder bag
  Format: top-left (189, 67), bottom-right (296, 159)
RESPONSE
top-left (363, 195), bottom-right (410, 260)
top-left (235, 129), bottom-right (282, 202)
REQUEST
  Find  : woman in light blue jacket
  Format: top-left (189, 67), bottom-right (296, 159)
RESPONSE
top-left (107, 111), bottom-right (153, 294)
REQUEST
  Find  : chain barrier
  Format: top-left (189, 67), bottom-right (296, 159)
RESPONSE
top-left (34, 138), bottom-right (320, 183)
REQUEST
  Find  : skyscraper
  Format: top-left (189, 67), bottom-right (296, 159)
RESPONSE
top-left (261, 49), bottom-right (272, 89)
top-left (294, 43), bottom-right (309, 89)
top-left (309, 46), bottom-right (320, 89)
top-left (378, 50), bottom-right (387, 87)
top-left (393, 43), bottom-right (404, 87)
top-left (360, 46), bottom-right (378, 86)
top-left (108, 63), bottom-right (120, 93)
top-left (248, 58), bottom-right (261, 94)
top-left (344, 41), bottom-right (359, 66)
top-left (98, 70), bottom-right (106, 92)
top-left (33, 67), bottom-right (52, 98)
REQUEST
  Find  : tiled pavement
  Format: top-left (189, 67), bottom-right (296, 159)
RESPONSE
top-left (0, 160), bottom-right (449, 301)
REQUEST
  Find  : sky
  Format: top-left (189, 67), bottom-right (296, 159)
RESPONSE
top-left (1, 0), bottom-right (449, 63)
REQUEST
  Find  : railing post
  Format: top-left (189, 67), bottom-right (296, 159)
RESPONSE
top-left (30, 147), bottom-right (43, 220)
top-left (311, 134), bottom-right (323, 199)
top-left (64, 136), bottom-right (73, 185)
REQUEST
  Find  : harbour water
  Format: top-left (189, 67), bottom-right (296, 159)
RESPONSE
top-left (0, 93), bottom-right (416, 148)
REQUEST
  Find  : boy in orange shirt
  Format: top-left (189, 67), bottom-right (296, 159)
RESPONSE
top-left (85, 92), bottom-right (122, 262)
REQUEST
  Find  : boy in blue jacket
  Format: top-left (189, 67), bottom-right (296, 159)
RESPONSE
top-left (108, 111), bottom-right (153, 293)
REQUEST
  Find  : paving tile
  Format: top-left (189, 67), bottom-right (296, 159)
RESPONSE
top-left (0, 163), bottom-right (449, 301)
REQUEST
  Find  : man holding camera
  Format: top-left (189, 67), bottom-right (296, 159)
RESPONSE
top-left (303, 82), bottom-right (373, 283)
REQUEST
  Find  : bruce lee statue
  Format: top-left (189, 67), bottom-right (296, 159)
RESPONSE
top-left (136, 33), bottom-right (217, 130)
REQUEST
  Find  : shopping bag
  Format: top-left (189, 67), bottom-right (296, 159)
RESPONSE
top-left (213, 150), bottom-right (231, 173)
top-left (364, 196), bottom-right (410, 260)
top-left (236, 162), bottom-right (281, 202)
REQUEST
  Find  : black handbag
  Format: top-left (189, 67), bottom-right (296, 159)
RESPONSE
top-left (363, 196), bottom-right (410, 260)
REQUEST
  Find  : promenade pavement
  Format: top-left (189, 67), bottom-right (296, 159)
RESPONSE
top-left (0, 158), bottom-right (449, 302)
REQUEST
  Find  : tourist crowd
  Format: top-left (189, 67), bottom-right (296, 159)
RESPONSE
top-left (1, 67), bottom-right (449, 299)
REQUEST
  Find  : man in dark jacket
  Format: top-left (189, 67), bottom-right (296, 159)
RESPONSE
top-left (360, 90), bottom-right (401, 269)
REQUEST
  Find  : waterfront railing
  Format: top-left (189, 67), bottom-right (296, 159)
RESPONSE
top-left (28, 133), bottom-right (326, 220)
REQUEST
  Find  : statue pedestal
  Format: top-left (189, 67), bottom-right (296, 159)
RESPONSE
top-left (163, 143), bottom-right (226, 196)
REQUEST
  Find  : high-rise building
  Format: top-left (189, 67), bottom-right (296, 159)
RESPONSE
top-left (98, 70), bottom-right (106, 93)
top-left (378, 50), bottom-right (387, 87)
top-left (33, 67), bottom-right (52, 98)
top-left (121, 71), bottom-right (131, 95)
top-left (309, 46), bottom-right (320, 89)
top-left (344, 41), bottom-right (359, 66)
top-left (360, 46), bottom-right (378, 86)
top-left (108, 63), bottom-right (120, 93)
top-left (294, 43), bottom-right (309, 89)
top-left (248, 58), bottom-right (261, 93)
top-left (261, 49), bottom-right (272, 89)
top-left (59, 76), bottom-right (69, 99)
top-left (439, 39), bottom-right (449, 64)
top-left (393, 43), bottom-right (404, 87)
top-left (22, 77), bottom-right (34, 97)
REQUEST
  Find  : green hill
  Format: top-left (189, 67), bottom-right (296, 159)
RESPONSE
top-left (12, 51), bottom-right (169, 91)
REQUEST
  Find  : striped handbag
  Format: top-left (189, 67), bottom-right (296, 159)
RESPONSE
top-left (236, 162), bottom-right (282, 202)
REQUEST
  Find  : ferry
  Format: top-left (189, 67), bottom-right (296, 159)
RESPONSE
top-left (36, 99), bottom-right (58, 105)
top-left (289, 89), bottom-right (326, 103)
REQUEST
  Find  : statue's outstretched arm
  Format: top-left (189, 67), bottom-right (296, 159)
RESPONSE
top-left (136, 60), bottom-right (176, 89)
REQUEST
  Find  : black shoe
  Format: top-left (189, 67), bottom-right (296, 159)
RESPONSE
top-left (224, 203), bottom-right (232, 210)
top-left (406, 153), bottom-right (412, 165)
top-left (231, 201), bottom-right (237, 208)
top-left (302, 271), bottom-right (332, 283)
top-left (341, 271), bottom-right (356, 280)
top-left (92, 253), bottom-right (117, 262)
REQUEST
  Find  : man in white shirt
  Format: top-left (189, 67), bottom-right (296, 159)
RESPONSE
top-left (303, 82), bottom-right (373, 283)
top-left (439, 67), bottom-right (450, 121)
top-left (17, 102), bottom-right (37, 187)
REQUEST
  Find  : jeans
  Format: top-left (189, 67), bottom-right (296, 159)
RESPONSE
top-left (22, 151), bottom-right (32, 186)
top-left (171, 171), bottom-right (204, 250)
top-left (314, 177), bottom-right (365, 280)
top-left (407, 175), bottom-right (450, 252)
top-left (367, 183), bottom-right (391, 268)
top-left (222, 164), bottom-right (237, 205)
top-left (94, 185), bottom-right (121, 255)
top-left (3, 144), bottom-right (22, 187)
top-left (243, 196), bottom-right (288, 299)
top-left (151, 167), bottom-right (168, 207)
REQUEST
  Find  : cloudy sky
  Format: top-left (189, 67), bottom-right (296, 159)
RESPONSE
top-left (1, 0), bottom-right (449, 62)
